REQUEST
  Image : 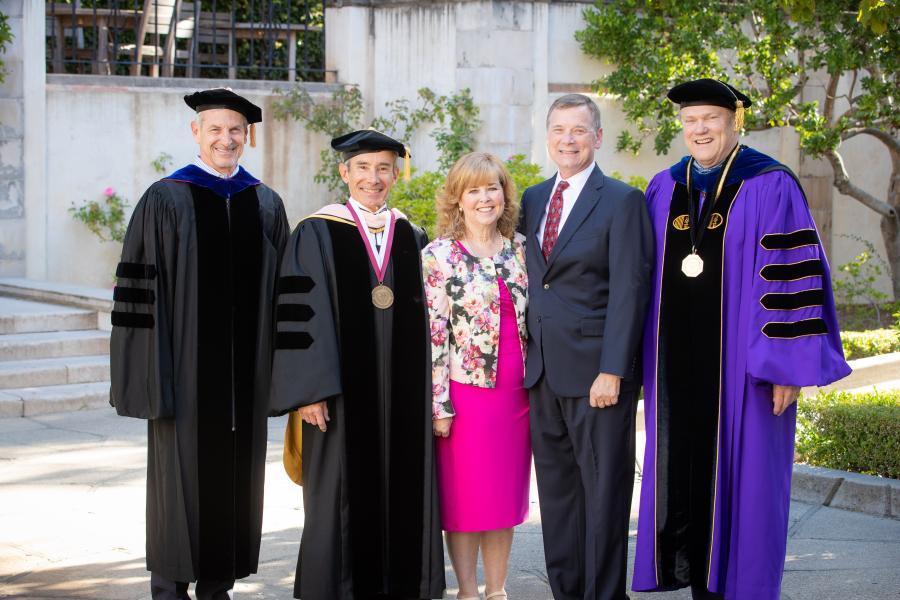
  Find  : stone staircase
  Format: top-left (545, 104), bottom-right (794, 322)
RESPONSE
top-left (0, 296), bottom-right (111, 418)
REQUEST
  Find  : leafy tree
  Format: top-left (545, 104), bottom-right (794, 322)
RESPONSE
top-left (273, 85), bottom-right (482, 199)
top-left (576, 0), bottom-right (900, 295)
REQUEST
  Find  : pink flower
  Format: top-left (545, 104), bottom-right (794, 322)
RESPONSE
top-left (474, 310), bottom-right (491, 330)
top-left (462, 296), bottom-right (481, 316)
top-left (103, 187), bottom-right (116, 197)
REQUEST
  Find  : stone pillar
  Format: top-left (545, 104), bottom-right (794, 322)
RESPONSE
top-left (455, 1), bottom-right (536, 159)
top-left (325, 2), bottom-right (375, 119)
top-left (324, 0), bottom-right (542, 165)
top-left (0, 0), bottom-right (46, 278)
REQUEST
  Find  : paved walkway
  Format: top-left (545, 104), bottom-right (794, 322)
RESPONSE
top-left (1, 408), bottom-right (898, 600)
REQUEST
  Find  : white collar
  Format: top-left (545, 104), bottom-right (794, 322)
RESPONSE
top-left (348, 197), bottom-right (389, 215)
top-left (554, 162), bottom-right (595, 188)
top-left (194, 156), bottom-right (240, 179)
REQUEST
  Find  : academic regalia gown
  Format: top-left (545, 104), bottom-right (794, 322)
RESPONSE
top-left (110, 164), bottom-right (289, 583)
top-left (633, 147), bottom-right (851, 599)
top-left (269, 205), bottom-right (446, 600)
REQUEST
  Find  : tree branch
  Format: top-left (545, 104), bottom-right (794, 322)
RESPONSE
top-left (825, 149), bottom-right (896, 218)
top-left (824, 72), bottom-right (839, 125)
top-left (842, 127), bottom-right (900, 154)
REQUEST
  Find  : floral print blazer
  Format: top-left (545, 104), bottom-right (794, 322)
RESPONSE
top-left (421, 233), bottom-right (528, 420)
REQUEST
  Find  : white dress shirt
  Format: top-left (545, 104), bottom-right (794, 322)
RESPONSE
top-left (537, 162), bottom-right (596, 246)
top-left (194, 156), bottom-right (240, 178)
top-left (348, 197), bottom-right (392, 270)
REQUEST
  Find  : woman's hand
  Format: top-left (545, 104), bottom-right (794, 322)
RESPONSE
top-left (433, 416), bottom-right (453, 438)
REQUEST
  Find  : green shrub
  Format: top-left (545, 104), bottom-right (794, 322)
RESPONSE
top-left (840, 329), bottom-right (900, 360)
top-left (389, 154), bottom-right (546, 239)
top-left (69, 187), bottom-right (130, 243)
top-left (389, 170), bottom-right (445, 237)
top-left (796, 390), bottom-right (900, 479)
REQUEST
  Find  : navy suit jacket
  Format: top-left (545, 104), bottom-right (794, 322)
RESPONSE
top-left (520, 165), bottom-right (653, 397)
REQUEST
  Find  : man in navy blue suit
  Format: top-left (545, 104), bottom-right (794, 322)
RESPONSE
top-left (520, 94), bottom-right (653, 600)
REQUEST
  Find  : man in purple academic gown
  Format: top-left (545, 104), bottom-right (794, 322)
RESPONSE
top-left (632, 79), bottom-right (851, 600)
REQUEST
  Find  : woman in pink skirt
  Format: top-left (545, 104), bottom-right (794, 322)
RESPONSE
top-left (421, 152), bottom-right (530, 600)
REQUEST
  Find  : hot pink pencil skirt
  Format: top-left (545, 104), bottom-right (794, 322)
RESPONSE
top-left (436, 279), bottom-right (531, 532)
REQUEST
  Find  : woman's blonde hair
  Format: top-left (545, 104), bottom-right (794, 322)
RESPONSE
top-left (435, 152), bottom-right (520, 240)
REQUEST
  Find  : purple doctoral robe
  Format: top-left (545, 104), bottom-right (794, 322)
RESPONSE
top-left (633, 151), bottom-right (851, 599)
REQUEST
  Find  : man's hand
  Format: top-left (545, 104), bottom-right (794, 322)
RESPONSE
top-left (589, 372), bottom-right (621, 408)
top-left (433, 416), bottom-right (453, 438)
top-left (299, 401), bottom-right (329, 432)
top-left (772, 385), bottom-right (800, 417)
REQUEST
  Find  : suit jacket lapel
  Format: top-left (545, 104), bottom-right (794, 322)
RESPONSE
top-left (531, 176), bottom-right (556, 238)
top-left (546, 165), bottom-right (605, 269)
top-left (529, 177), bottom-right (556, 275)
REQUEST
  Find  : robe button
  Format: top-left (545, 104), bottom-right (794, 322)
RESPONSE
top-left (543, 283), bottom-right (550, 290)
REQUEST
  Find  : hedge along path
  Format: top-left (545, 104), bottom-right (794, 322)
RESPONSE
top-left (796, 389), bottom-right (900, 479)
top-left (841, 328), bottom-right (900, 360)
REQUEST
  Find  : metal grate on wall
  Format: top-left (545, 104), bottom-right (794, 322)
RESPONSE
top-left (46, 0), bottom-right (329, 82)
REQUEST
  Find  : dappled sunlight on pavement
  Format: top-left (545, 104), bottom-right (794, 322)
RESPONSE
top-left (1, 409), bottom-right (898, 599)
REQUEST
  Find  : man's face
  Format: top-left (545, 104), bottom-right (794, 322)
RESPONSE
top-left (339, 151), bottom-right (399, 210)
top-left (546, 105), bottom-right (602, 178)
top-left (191, 108), bottom-right (247, 176)
top-left (680, 105), bottom-right (740, 168)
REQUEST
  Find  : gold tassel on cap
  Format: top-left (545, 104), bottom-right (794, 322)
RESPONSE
top-left (249, 123), bottom-right (257, 148)
top-left (403, 147), bottom-right (411, 181)
top-left (734, 100), bottom-right (745, 132)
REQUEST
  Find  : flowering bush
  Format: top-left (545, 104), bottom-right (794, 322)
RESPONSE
top-left (69, 187), bottom-right (130, 243)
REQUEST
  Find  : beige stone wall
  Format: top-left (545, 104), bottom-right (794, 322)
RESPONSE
top-left (42, 77), bottom-right (337, 287)
top-left (4, 0), bottom-right (893, 293)
top-left (325, 0), bottom-right (892, 295)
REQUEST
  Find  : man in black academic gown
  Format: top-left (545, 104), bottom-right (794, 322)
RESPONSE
top-left (269, 130), bottom-right (445, 600)
top-left (110, 89), bottom-right (289, 600)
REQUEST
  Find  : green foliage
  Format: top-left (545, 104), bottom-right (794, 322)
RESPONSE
top-left (856, 0), bottom-right (900, 35)
top-left (69, 188), bottom-right (130, 243)
top-left (832, 235), bottom-right (890, 322)
top-left (391, 155), bottom-right (546, 239)
top-left (277, 86), bottom-right (545, 234)
top-left (151, 152), bottom-right (174, 175)
top-left (610, 170), bottom-right (649, 192)
top-left (273, 86), bottom-right (482, 200)
top-left (576, 1), bottom-right (898, 160)
top-left (840, 328), bottom-right (900, 359)
top-left (505, 154), bottom-right (546, 195)
top-left (796, 389), bottom-right (900, 478)
top-left (273, 86), bottom-right (365, 194)
top-left (388, 170), bottom-right (447, 238)
top-left (0, 10), bottom-right (12, 84)
top-left (836, 301), bottom-right (900, 331)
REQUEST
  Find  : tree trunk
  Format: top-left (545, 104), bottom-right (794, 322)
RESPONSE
top-left (885, 158), bottom-right (900, 300)
top-left (880, 213), bottom-right (900, 300)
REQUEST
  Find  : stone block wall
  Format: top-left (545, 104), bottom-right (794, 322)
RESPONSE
top-left (0, 0), bottom-right (26, 276)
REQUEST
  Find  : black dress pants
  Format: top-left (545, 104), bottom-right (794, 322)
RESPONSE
top-left (529, 376), bottom-right (637, 600)
top-left (150, 572), bottom-right (235, 600)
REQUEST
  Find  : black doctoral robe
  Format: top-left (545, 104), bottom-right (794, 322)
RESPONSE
top-left (110, 164), bottom-right (289, 582)
top-left (269, 206), bottom-right (446, 600)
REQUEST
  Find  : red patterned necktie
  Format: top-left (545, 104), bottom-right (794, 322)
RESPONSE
top-left (541, 180), bottom-right (570, 259)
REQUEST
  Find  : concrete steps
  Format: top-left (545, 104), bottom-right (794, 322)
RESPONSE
top-left (0, 355), bottom-right (110, 389)
top-left (0, 298), bottom-right (97, 334)
top-left (0, 381), bottom-right (111, 417)
top-left (0, 330), bottom-right (110, 361)
top-left (0, 294), bottom-right (111, 418)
